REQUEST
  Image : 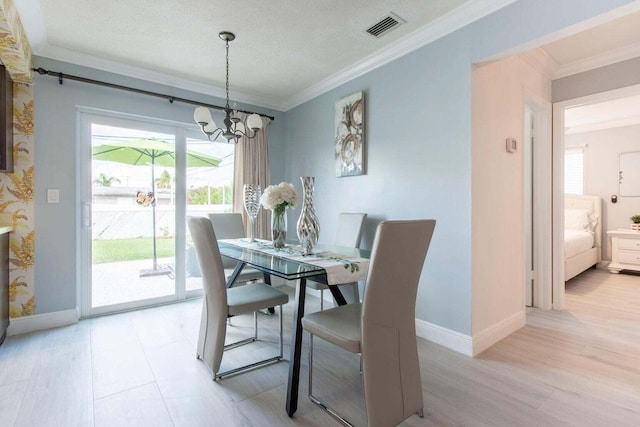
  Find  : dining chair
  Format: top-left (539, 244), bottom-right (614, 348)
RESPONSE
top-left (207, 213), bottom-right (264, 284)
top-left (302, 219), bottom-right (436, 426)
top-left (307, 212), bottom-right (367, 310)
top-left (187, 216), bottom-right (289, 380)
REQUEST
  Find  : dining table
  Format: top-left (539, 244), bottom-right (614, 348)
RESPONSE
top-left (217, 238), bottom-right (370, 417)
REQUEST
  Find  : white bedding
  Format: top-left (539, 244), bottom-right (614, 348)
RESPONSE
top-left (564, 229), bottom-right (594, 259)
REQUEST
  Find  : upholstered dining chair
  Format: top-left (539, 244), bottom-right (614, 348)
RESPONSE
top-left (302, 219), bottom-right (436, 426)
top-left (187, 216), bottom-right (289, 380)
top-left (207, 213), bottom-right (264, 284)
top-left (307, 212), bottom-right (367, 310)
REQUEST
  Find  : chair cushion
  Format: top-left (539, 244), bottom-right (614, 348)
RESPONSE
top-left (227, 283), bottom-right (289, 316)
top-left (302, 303), bottom-right (362, 353)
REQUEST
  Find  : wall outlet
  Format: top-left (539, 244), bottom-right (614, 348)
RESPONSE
top-left (506, 138), bottom-right (517, 153)
top-left (47, 188), bottom-right (59, 204)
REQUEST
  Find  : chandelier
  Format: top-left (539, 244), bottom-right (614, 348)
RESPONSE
top-left (194, 31), bottom-right (263, 143)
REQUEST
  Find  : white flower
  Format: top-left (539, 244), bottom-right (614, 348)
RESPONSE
top-left (260, 182), bottom-right (299, 211)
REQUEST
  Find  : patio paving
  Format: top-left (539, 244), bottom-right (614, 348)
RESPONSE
top-left (92, 257), bottom-right (203, 308)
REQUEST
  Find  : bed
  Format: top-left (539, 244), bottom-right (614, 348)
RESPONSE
top-left (564, 194), bottom-right (602, 281)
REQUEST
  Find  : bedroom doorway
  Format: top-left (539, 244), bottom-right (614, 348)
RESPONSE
top-left (552, 83), bottom-right (640, 309)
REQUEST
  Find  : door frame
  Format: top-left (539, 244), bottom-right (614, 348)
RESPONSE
top-left (78, 107), bottom-right (201, 317)
top-left (551, 83), bottom-right (640, 309)
top-left (525, 93), bottom-right (553, 310)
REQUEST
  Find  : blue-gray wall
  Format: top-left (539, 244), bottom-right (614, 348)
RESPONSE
top-left (33, 57), bottom-right (284, 314)
top-left (282, 0), bottom-right (633, 334)
top-left (33, 0), bottom-right (635, 334)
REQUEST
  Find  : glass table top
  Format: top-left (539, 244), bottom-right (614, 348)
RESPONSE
top-left (218, 240), bottom-right (370, 281)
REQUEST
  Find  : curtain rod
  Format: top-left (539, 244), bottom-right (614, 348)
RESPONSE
top-left (32, 67), bottom-right (275, 121)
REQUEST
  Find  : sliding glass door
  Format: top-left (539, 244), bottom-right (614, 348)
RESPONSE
top-left (79, 110), bottom-right (234, 316)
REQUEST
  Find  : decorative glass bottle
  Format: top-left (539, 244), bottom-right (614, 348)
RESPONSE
top-left (296, 176), bottom-right (320, 256)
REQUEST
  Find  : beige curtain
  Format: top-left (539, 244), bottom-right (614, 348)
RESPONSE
top-left (233, 112), bottom-right (272, 239)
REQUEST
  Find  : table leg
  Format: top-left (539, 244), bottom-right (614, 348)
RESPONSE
top-left (328, 285), bottom-right (347, 306)
top-left (286, 277), bottom-right (307, 417)
top-left (263, 272), bottom-right (275, 314)
top-left (226, 262), bottom-right (246, 288)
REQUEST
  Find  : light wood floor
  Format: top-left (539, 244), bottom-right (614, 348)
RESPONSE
top-left (0, 270), bottom-right (638, 426)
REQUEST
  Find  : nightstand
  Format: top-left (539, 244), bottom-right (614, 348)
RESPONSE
top-left (607, 229), bottom-right (640, 273)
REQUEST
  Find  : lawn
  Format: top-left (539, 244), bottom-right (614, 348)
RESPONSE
top-left (93, 237), bottom-right (175, 264)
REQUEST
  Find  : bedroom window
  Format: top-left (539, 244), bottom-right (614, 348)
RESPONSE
top-left (565, 147), bottom-right (584, 195)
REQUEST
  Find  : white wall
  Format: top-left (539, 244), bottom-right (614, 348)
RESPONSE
top-left (565, 124), bottom-right (640, 259)
top-left (471, 56), bottom-right (551, 344)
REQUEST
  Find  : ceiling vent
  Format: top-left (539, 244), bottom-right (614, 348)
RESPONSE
top-left (365, 13), bottom-right (406, 38)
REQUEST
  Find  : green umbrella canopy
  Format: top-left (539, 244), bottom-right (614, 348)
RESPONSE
top-left (92, 137), bottom-right (222, 168)
top-left (91, 137), bottom-right (222, 274)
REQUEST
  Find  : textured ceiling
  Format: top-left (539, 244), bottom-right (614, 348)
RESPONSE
top-left (20, 1), bottom-right (640, 111)
top-left (31, 0), bottom-right (470, 108)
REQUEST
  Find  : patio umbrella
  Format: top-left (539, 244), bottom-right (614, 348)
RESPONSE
top-left (92, 138), bottom-right (222, 276)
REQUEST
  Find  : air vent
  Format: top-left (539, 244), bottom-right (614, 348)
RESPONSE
top-left (365, 13), bottom-right (406, 38)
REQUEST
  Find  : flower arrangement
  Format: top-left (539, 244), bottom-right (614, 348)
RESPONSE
top-left (261, 182), bottom-right (298, 248)
top-left (260, 182), bottom-right (299, 213)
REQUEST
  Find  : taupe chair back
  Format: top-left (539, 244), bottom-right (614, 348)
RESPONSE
top-left (208, 213), bottom-right (263, 283)
top-left (362, 219), bottom-right (435, 426)
top-left (188, 216), bottom-right (228, 374)
top-left (310, 212), bottom-right (367, 309)
top-left (208, 213), bottom-right (246, 269)
top-left (334, 213), bottom-right (367, 248)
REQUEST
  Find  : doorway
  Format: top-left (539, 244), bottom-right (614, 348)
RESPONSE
top-left (552, 83), bottom-right (640, 309)
top-left (79, 109), bottom-right (234, 317)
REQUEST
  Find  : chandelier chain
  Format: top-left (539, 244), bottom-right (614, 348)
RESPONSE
top-left (225, 39), bottom-right (230, 109)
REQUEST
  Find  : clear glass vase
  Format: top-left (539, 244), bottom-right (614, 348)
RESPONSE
top-left (296, 176), bottom-right (320, 256)
top-left (272, 207), bottom-right (287, 248)
top-left (243, 184), bottom-right (261, 242)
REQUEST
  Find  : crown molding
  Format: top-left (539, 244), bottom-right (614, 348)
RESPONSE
top-left (554, 41), bottom-right (640, 79)
top-left (34, 45), bottom-right (285, 112)
top-left (519, 48), bottom-right (559, 80)
top-left (281, 0), bottom-right (518, 111)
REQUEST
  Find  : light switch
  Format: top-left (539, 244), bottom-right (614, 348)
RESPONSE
top-left (47, 189), bottom-right (59, 204)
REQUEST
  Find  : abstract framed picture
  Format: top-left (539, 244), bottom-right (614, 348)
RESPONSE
top-left (335, 91), bottom-right (365, 177)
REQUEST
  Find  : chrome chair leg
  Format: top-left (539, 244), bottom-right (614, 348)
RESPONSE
top-left (254, 311), bottom-right (258, 339)
top-left (213, 305), bottom-right (285, 381)
top-left (308, 333), bottom-right (355, 427)
top-left (320, 289), bottom-right (324, 311)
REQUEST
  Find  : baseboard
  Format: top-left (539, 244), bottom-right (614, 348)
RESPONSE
top-left (415, 318), bottom-right (474, 356)
top-left (471, 310), bottom-right (526, 356)
top-left (7, 308), bottom-right (80, 336)
top-left (415, 310), bottom-right (526, 357)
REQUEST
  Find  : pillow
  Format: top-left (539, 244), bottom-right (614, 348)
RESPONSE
top-left (587, 211), bottom-right (599, 233)
top-left (565, 209), bottom-right (590, 231)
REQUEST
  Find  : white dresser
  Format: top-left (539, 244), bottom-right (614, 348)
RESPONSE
top-left (608, 229), bottom-right (640, 273)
